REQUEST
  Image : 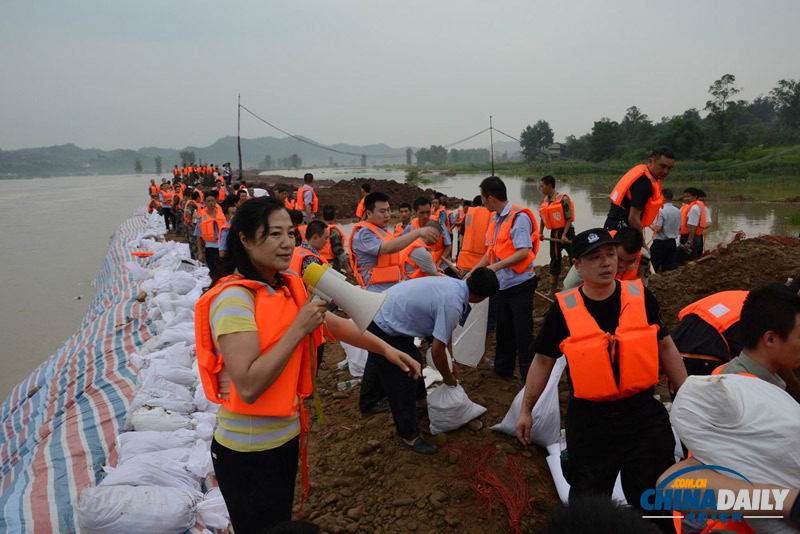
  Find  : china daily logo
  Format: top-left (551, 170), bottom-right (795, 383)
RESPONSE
top-left (640, 465), bottom-right (790, 523)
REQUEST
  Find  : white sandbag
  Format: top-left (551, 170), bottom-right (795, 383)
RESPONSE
top-left (193, 382), bottom-right (220, 414)
top-left (78, 485), bottom-right (197, 534)
top-left (116, 429), bottom-right (198, 464)
top-left (129, 406), bottom-right (194, 432)
top-left (671, 374), bottom-right (800, 534)
top-left (186, 439), bottom-right (214, 478)
top-left (423, 367), bottom-right (443, 389)
top-left (142, 360), bottom-right (198, 388)
top-left (131, 374), bottom-right (195, 414)
top-left (191, 412), bottom-right (218, 442)
top-left (163, 308), bottom-right (195, 329)
top-left (125, 261), bottom-right (151, 282)
top-left (340, 341), bottom-right (368, 377)
top-left (427, 384), bottom-right (486, 435)
top-left (491, 357), bottom-right (566, 447)
top-left (100, 454), bottom-right (202, 493)
top-left (150, 322), bottom-right (196, 349)
top-left (425, 347), bottom-right (453, 373)
top-left (131, 341), bottom-right (193, 369)
top-left (153, 292), bottom-right (201, 316)
top-left (451, 298), bottom-right (489, 367)
top-left (196, 487), bottom-right (230, 530)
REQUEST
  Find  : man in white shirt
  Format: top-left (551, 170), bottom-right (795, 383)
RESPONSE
top-left (650, 189), bottom-right (682, 272)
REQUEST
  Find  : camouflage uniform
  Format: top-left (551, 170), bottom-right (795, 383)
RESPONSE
top-left (173, 196), bottom-right (185, 233)
top-left (185, 202), bottom-right (199, 260)
top-left (327, 226), bottom-right (350, 274)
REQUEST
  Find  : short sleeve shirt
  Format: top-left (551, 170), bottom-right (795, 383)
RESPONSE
top-left (351, 225), bottom-right (397, 293)
top-left (487, 203), bottom-right (535, 290)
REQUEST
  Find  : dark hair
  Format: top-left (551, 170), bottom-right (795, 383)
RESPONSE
top-left (479, 176), bottom-right (507, 202)
top-left (398, 202), bottom-right (412, 211)
top-left (615, 226), bottom-right (644, 254)
top-left (434, 192), bottom-right (444, 201)
top-left (697, 189), bottom-right (707, 198)
top-left (204, 190), bottom-right (218, 199)
top-left (440, 199), bottom-right (448, 208)
top-left (463, 200), bottom-right (473, 208)
top-left (650, 146), bottom-right (676, 160)
top-left (472, 195), bottom-right (483, 206)
top-left (740, 283), bottom-right (800, 349)
top-left (541, 175), bottom-right (556, 187)
top-left (305, 220), bottom-right (327, 239)
top-left (466, 267), bottom-right (500, 298)
top-left (413, 197), bottom-right (431, 211)
top-left (540, 495), bottom-right (660, 534)
top-left (683, 187), bottom-right (699, 198)
top-left (364, 192), bottom-right (390, 213)
top-left (220, 198), bottom-right (237, 214)
top-left (303, 173), bottom-right (314, 183)
top-left (361, 183), bottom-right (371, 193)
top-left (277, 187), bottom-right (288, 194)
top-left (322, 205), bottom-right (336, 221)
top-left (288, 209), bottom-right (304, 226)
top-left (191, 191), bottom-right (200, 200)
top-left (213, 197), bottom-right (289, 287)
top-left (662, 188), bottom-right (674, 200)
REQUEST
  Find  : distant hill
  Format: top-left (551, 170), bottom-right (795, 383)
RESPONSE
top-left (0, 136), bottom-right (521, 178)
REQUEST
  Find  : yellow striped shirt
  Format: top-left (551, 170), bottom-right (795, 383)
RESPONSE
top-left (209, 284), bottom-right (300, 452)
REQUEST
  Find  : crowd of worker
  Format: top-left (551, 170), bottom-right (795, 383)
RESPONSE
top-left (146, 150), bottom-right (800, 533)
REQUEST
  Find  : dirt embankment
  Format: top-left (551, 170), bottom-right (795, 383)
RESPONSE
top-left (244, 173), bottom-right (469, 221)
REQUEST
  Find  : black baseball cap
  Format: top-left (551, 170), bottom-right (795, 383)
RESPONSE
top-left (571, 228), bottom-right (619, 259)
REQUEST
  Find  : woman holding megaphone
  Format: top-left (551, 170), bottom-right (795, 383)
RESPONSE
top-left (195, 196), bottom-right (421, 534)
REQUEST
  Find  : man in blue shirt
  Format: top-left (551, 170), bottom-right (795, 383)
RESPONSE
top-left (365, 268), bottom-right (499, 454)
top-left (650, 188), bottom-right (682, 272)
top-left (466, 176), bottom-right (539, 380)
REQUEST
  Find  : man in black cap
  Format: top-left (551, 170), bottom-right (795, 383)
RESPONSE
top-left (516, 228), bottom-right (687, 530)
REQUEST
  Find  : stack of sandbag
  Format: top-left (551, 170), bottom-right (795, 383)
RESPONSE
top-left (79, 229), bottom-right (229, 533)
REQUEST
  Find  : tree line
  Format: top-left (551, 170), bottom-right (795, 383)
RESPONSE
top-left (520, 75), bottom-right (800, 163)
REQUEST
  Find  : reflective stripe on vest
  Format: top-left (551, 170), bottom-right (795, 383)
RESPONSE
top-left (290, 247), bottom-right (328, 277)
top-left (347, 222), bottom-right (402, 288)
top-left (609, 165), bottom-right (663, 227)
top-left (486, 205), bottom-right (539, 274)
top-left (456, 206), bottom-right (491, 271)
top-left (678, 291), bottom-right (748, 336)
top-left (557, 280), bottom-right (660, 401)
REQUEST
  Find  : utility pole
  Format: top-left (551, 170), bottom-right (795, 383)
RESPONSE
top-left (489, 116), bottom-right (495, 176)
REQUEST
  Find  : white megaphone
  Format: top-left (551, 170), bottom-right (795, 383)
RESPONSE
top-left (302, 263), bottom-right (387, 333)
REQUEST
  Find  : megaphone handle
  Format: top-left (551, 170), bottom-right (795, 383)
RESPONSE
top-left (308, 334), bottom-right (326, 426)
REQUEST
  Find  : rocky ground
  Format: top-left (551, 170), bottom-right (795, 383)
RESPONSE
top-left (170, 178), bottom-right (800, 533)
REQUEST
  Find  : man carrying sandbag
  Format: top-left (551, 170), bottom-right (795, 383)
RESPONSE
top-left (364, 268), bottom-right (499, 454)
top-left (516, 228), bottom-right (687, 529)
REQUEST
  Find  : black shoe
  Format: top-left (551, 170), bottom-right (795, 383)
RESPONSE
top-left (360, 400), bottom-right (390, 415)
top-left (401, 438), bottom-right (437, 454)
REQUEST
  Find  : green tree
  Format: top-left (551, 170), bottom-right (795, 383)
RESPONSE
top-left (405, 148), bottom-right (413, 165)
top-left (361, 154), bottom-right (367, 167)
top-left (154, 155), bottom-right (162, 175)
top-left (704, 74), bottom-right (742, 140)
top-left (416, 147), bottom-right (430, 165)
top-left (519, 120), bottom-right (554, 162)
top-left (588, 118), bottom-right (621, 161)
top-left (651, 114), bottom-right (705, 159)
top-left (179, 150), bottom-right (196, 166)
top-left (263, 154), bottom-right (272, 169)
top-left (134, 157), bottom-right (143, 174)
top-left (289, 154), bottom-right (302, 168)
top-left (620, 106), bottom-right (653, 153)
top-left (405, 169), bottom-right (431, 186)
top-left (427, 145), bottom-right (447, 165)
top-left (770, 78), bottom-right (800, 129)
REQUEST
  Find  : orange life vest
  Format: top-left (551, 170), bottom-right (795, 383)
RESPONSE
top-left (455, 207), bottom-right (465, 227)
top-left (149, 184), bottom-right (160, 196)
top-left (394, 223), bottom-right (407, 237)
top-left (539, 193), bottom-right (574, 230)
top-left (173, 168), bottom-right (180, 178)
top-left (434, 207), bottom-right (451, 232)
top-left (182, 167), bottom-right (189, 176)
top-left (160, 188), bottom-right (174, 206)
top-left (297, 225), bottom-right (307, 241)
top-left (456, 206), bottom-right (491, 271)
top-left (679, 201), bottom-right (707, 236)
top-left (147, 199), bottom-right (159, 213)
top-left (616, 251), bottom-right (642, 281)
top-left (678, 290), bottom-right (748, 348)
top-left (348, 222), bottom-right (403, 288)
top-left (400, 239), bottom-right (436, 279)
top-left (609, 164), bottom-right (663, 227)
top-left (409, 218), bottom-right (445, 265)
top-left (296, 185), bottom-right (318, 213)
top-left (290, 246), bottom-right (328, 276)
top-left (198, 204), bottom-right (225, 244)
top-left (319, 224), bottom-right (344, 261)
top-left (486, 205), bottom-right (540, 274)
top-left (356, 198), bottom-right (365, 219)
top-left (215, 185), bottom-right (227, 202)
top-left (557, 280), bottom-right (660, 401)
top-left (284, 198), bottom-right (295, 210)
top-left (196, 189), bottom-right (204, 202)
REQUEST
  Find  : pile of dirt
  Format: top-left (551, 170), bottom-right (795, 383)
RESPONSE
top-left (244, 174), bottom-right (469, 221)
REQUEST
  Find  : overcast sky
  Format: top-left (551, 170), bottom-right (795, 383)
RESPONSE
top-left (1, 0), bottom-right (797, 152)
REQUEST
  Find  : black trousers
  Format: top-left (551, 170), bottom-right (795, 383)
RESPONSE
top-left (549, 227), bottom-right (575, 276)
top-left (564, 394), bottom-right (676, 526)
top-left (204, 246), bottom-right (220, 277)
top-left (677, 234), bottom-right (704, 264)
top-left (361, 323), bottom-right (426, 440)
top-left (650, 238), bottom-right (677, 272)
top-left (494, 276), bottom-right (537, 379)
top-left (161, 206), bottom-right (174, 230)
top-left (211, 436), bottom-right (299, 534)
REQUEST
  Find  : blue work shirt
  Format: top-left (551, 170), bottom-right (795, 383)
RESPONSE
top-left (487, 202), bottom-right (535, 290)
top-left (401, 219), bottom-right (452, 245)
top-left (374, 277), bottom-right (470, 343)
top-left (350, 224), bottom-right (397, 294)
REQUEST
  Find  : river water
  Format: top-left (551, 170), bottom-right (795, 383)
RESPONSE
top-left (2, 170), bottom-right (798, 401)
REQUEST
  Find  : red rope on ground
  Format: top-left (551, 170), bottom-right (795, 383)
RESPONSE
top-left (762, 234), bottom-right (800, 246)
top-left (445, 443), bottom-right (534, 534)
